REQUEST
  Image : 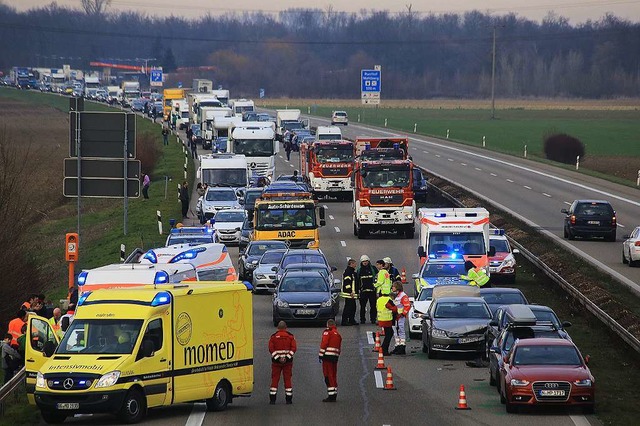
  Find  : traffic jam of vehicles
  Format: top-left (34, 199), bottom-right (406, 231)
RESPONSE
top-left (11, 75), bottom-right (636, 424)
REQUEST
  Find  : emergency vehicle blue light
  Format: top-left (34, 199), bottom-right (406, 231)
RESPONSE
top-left (154, 271), bottom-right (169, 284)
top-left (434, 213), bottom-right (446, 218)
top-left (393, 143), bottom-right (399, 150)
top-left (151, 291), bottom-right (171, 307)
top-left (77, 271), bottom-right (88, 286)
top-left (491, 229), bottom-right (505, 236)
top-left (364, 143), bottom-right (370, 150)
top-left (428, 254), bottom-right (437, 259)
top-left (242, 281), bottom-right (254, 291)
top-left (143, 250), bottom-right (158, 264)
top-left (209, 219), bottom-right (215, 226)
top-left (77, 291), bottom-right (92, 306)
top-left (169, 246), bottom-right (206, 263)
top-left (450, 252), bottom-right (458, 259)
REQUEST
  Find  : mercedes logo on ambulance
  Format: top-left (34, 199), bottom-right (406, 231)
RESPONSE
top-left (63, 378), bottom-right (74, 390)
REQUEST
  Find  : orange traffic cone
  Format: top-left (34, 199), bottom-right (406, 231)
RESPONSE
top-left (401, 268), bottom-right (407, 284)
top-left (384, 366), bottom-right (397, 390)
top-left (372, 332), bottom-right (381, 352)
top-left (375, 348), bottom-right (386, 370)
top-left (455, 384), bottom-right (471, 410)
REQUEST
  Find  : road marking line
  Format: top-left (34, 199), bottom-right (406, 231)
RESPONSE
top-left (412, 147), bottom-right (417, 150)
top-left (618, 224), bottom-right (625, 228)
top-left (323, 205), bottom-right (329, 210)
top-left (524, 185), bottom-right (532, 190)
top-left (564, 201), bottom-right (572, 205)
top-left (185, 402), bottom-right (207, 426)
top-left (460, 163), bottom-right (467, 166)
top-left (435, 154), bottom-right (441, 157)
top-left (569, 415), bottom-right (592, 426)
top-left (475, 167), bottom-right (482, 171)
top-left (367, 331), bottom-right (375, 345)
top-left (334, 226), bottom-right (341, 233)
top-left (490, 173), bottom-right (497, 177)
top-left (329, 215), bottom-right (335, 220)
top-left (278, 155), bottom-right (283, 159)
top-left (341, 240), bottom-right (346, 247)
top-left (374, 370), bottom-right (384, 389)
top-left (506, 179), bottom-right (514, 183)
top-left (289, 163), bottom-right (294, 167)
top-left (422, 150), bottom-right (428, 153)
top-left (448, 158), bottom-right (454, 162)
top-left (543, 193), bottom-right (552, 197)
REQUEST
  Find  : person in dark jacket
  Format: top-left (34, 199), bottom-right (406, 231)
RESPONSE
top-left (340, 259), bottom-right (358, 326)
top-left (357, 255), bottom-right (377, 324)
top-left (180, 181), bottom-right (190, 218)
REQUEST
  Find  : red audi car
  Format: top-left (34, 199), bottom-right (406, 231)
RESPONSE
top-left (499, 338), bottom-right (595, 414)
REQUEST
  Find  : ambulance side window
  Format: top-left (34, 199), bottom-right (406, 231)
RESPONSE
top-left (143, 319), bottom-right (163, 352)
top-left (30, 317), bottom-right (56, 351)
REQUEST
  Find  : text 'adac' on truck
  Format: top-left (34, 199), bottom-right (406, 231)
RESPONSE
top-left (354, 137), bottom-right (409, 161)
top-left (416, 207), bottom-right (494, 269)
top-left (251, 191), bottom-right (326, 249)
top-left (26, 283), bottom-right (253, 424)
top-left (300, 139), bottom-right (354, 201)
top-left (352, 158), bottom-right (416, 239)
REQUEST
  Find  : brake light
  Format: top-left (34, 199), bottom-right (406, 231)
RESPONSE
top-left (570, 215), bottom-right (576, 225)
top-left (612, 215), bottom-right (617, 226)
top-left (635, 241), bottom-right (640, 247)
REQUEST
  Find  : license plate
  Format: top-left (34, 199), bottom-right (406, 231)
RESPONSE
top-left (56, 403), bottom-right (80, 410)
top-left (296, 309), bottom-right (315, 315)
top-left (458, 337), bottom-right (481, 344)
top-left (489, 267), bottom-right (498, 273)
top-left (587, 221), bottom-right (600, 225)
top-left (540, 390), bottom-right (565, 397)
top-left (328, 187), bottom-right (341, 191)
top-left (379, 220), bottom-right (395, 224)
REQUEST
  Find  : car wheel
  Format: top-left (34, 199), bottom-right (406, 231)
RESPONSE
top-left (489, 366), bottom-right (496, 386)
top-left (273, 315), bottom-right (279, 327)
top-left (629, 252), bottom-right (637, 267)
top-left (582, 404), bottom-right (595, 415)
top-left (118, 388), bottom-right (147, 424)
top-left (353, 223), bottom-right (358, 236)
top-left (206, 381), bottom-right (231, 412)
top-left (563, 226), bottom-right (568, 238)
top-left (357, 224), bottom-right (368, 239)
top-left (41, 411), bottom-right (67, 424)
top-left (607, 231), bottom-right (616, 242)
top-left (505, 401), bottom-right (518, 414)
top-left (496, 374), bottom-right (502, 394)
top-left (426, 338), bottom-right (436, 359)
top-left (405, 227), bottom-right (415, 239)
top-left (499, 384), bottom-right (506, 404)
top-left (568, 229), bottom-right (575, 240)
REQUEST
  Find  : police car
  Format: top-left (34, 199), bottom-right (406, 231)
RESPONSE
top-left (165, 226), bottom-right (216, 247)
top-left (488, 229), bottom-right (519, 284)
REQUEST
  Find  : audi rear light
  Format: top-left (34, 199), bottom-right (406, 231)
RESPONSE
top-left (612, 215), bottom-right (617, 226)
top-left (570, 215), bottom-right (576, 225)
top-left (634, 241), bottom-right (640, 247)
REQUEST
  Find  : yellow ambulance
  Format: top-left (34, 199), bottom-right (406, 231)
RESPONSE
top-left (26, 282), bottom-right (253, 424)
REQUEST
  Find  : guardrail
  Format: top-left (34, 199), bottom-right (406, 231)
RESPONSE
top-left (423, 166), bottom-right (640, 354)
top-left (0, 367), bottom-right (26, 414)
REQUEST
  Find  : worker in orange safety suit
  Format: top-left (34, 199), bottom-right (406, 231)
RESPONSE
top-left (319, 319), bottom-right (342, 402)
top-left (269, 320), bottom-right (297, 405)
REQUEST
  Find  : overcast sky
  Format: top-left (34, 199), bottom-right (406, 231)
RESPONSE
top-left (4, 0), bottom-right (640, 23)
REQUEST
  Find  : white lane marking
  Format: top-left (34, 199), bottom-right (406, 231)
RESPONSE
top-left (564, 201), bottom-right (572, 205)
top-left (374, 370), bottom-right (384, 389)
top-left (435, 154), bottom-right (441, 158)
top-left (543, 193), bottom-right (552, 197)
top-left (460, 163), bottom-right (467, 166)
top-left (618, 224), bottom-right (625, 228)
top-left (524, 185), bottom-right (532, 190)
top-left (475, 167), bottom-right (482, 171)
top-left (185, 402), bottom-right (207, 426)
top-left (422, 150), bottom-right (428, 154)
top-left (570, 415), bottom-right (592, 426)
top-left (448, 158), bottom-right (454, 162)
top-left (411, 147), bottom-right (417, 150)
top-left (490, 173), bottom-right (497, 177)
top-left (289, 163), bottom-right (294, 167)
top-left (367, 331), bottom-right (375, 345)
top-left (506, 179), bottom-right (514, 183)
top-left (329, 215), bottom-right (335, 220)
top-left (279, 155), bottom-right (283, 159)
top-left (341, 240), bottom-right (346, 247)
top-left (323, 205), bottom-right (329, 210)
top-left (334, 226), bottom-right (341, 233)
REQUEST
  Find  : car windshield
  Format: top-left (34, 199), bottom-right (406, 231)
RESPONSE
top-left (205, 190), bottom-right (237, 201)
top-left (260, 251), bottom-right (285, 265)
top-left (233, 139), bottom-right (275, 157)
top-left (490, 239), bottom-right (510, 253)
top-left (513, 345), bottom-right (582, 366)
top-left (428, 233), bottom-right (486, 257)
top-left (362, 167), bottom-right (410, 188)
top-left (504, 329), bottom-right (561, 352)
top-left (481, 292), bottom-right (526, 306)
top-left (167, 236), bottom-right (214, 246)
top-left (215, 211), bottom-right (245, 222)
top-left (248, 243), bottom-right (287, 256)
top-left (417, 287), bottom-right (434, 301)
top-left (359, 150), bottom-right (405, 161)
top-left (197, 268), bottom-right (231, 280)
top-left (280, 277), bottom-right (328, 292)
top-left (334, 112), bottom-right (347, 117)
top-left (574, 203), bottom-right (613, 216)
top-left (57, 320), bottom-right (143, 355)
top-left (282, 254), bottom-right (326, 268)
top-left (245, 191), bottom-right (262, 206)
top-left (284, 267), bottom-right (329, 279)
top-left (256, 207), bottom-right (316, 230)
top-left (316, 147), bottom-right (353, 162)
top-left (202, 169), bottom-right (247, 187)
top-left (422, 263), bottom-right (466, 278)
top-left (434, 302), bottom-right (491, 319)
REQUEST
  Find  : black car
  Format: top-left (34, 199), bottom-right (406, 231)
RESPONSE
top-left (479, 287), bottom-right (528, 316)
top-left (412, 168), bottom-right (428, 202)
top-left (238, 218), bottom-right (254, 253)
top-left (238, 240), bottom-right (288, 281)
top-left (562, 199), bottom-right (617, 241)
top-left (273, 249), bottom-right (331, 276)
top-left (272, 270), bottom-right (340, 326)
top-left (242, 188), bottom-right (264, 216)
top-left (276, 174), bottom-right (313, 193)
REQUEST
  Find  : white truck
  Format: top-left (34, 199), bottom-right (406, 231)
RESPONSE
top-left (120, 81), bottom-right (140, 106)
top-left (171, 99), bottom-right (190, 130)
top-left (416, 207), bottom-right (494, 271)
top-left (201, 106), bottom-right (233, 142)
top-left (192, 78), bottom-right (213, 93)
top-left (50, 73), bottom-right (66, 93)
top-left (189, 94), bottom-right (223, 126)
top-left (229, 99), bottom-right (255, 117)
top-left (106, 85), bottom-right (121, 105)
top-left (212, 114), bottom-right (242, 142)
top-left (276, 109), bottom-right (306, 142)
top-left (83, 76), bottom-right (100, 98)
top-left (315, 126), bottom-right (342, 141)
top-left (211, 89), bottom-right (230, 106)
top-left (197, 153), bottom-right (249, 193)
top-left (228, 121), bottom-right (278, 181)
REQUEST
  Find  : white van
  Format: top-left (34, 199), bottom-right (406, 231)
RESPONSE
top-left (140, 243), bottom-right (237, 281)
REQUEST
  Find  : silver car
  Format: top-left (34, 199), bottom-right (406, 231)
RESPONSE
top-left (252, 249), bottom-right (287, 293)
top-left (213, 209), bottom-right (246, 245)
top-left (197, 187), bottom-right (241, 224)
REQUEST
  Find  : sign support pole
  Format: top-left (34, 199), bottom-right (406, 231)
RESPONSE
top-left (75, 111), bottom-right (81, 244)
top-left (123, 113), bottom-right (128, 235)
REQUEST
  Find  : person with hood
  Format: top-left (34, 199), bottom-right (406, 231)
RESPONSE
top-left (1, 333), bottom-right (21, 384)
top-left (460, 260), bottom-right (490, 287)
top-left (356, 255), bottom-right (377, 324)
top-left (340, 259), bottom-right (358, 326)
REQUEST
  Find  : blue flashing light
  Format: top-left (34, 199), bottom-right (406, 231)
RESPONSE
top-left (428, 254), bottom-right (437, 259)
top-left (450, 252), bottom-right (458, 259)
top-left (491, 229), bottom-right (505, 236)
top-left (393, 143), bottom-right (400, 150)
top-left (154, 271), bottom-right (170, 284)
top-left (77, 271), bottom-right (88, 286)
top-left (434, 213), bottom-right (446, 218)
top-left (209, 218), bottom-right (215, 226)
top-left (151, 291), bottom-right (172, 307)
top-left (77, 291), bottom-right (92, 306)
top-left (169, 246), bottom-right (206, 263)
top-left (242, 281), bottom-right (254, 292)
top-left (143, 250), bottom-right (158, 264)
top-left (364, 143), bottom-right (370, 150)
top-left (206, 226), bottom-right (214, 233)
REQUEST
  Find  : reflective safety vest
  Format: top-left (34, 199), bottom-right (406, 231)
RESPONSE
top-left (319, 325), bottom-right (342, 362)
top-left (415, 277), bottom-right (428, 294)
top-left (48, 317), bottom-right (63, 339)
top-left (376, 296), bottom-right (394, 322)
top-left (461, 267), bottom-right (490, 287)
top-left (375, 269), bottom-right (391, 295)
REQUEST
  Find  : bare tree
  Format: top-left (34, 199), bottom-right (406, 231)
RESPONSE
top-left (81, 0), bottom-right (111, 17)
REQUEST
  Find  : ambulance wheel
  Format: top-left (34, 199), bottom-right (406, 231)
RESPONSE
top-left (353, 223), bottom-right (357, 236)
top-left (206, 381), bottom-right (231, 411)
top-left (404, 227), bottom-right (415, 239)
top-left (41, 411), bottom-right (67, 424)
top-left (118, 388), bottom-right (147, 424)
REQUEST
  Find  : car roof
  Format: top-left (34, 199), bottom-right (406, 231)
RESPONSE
top-left (573, 199), bottom-right (611, 205)
top-left (527, 304), bottom-right (554, 313)
top-left (435, 296), bottom-right (487, 303)
top-left (206, 187), bottom-right (236, 192)
top-left (284, 249), bottom-right (325, 256)
top-left (480, 287), bottom-right (524, 294)
top-left (283, 262), bottom-right (328, 270)
top-left (248, 240), bottom-right (286, 247)
top-left (513, 337), bottom-right (575, 347)
top-left (281, 270), bottom-right (325, 278)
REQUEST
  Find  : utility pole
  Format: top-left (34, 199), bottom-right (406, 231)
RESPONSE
top-left (491, 26), bottom-right (497, 119)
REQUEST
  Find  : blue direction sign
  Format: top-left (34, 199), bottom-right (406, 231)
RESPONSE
top-left (361, 70), bottom-right (381, 92)
top-left (150, 68), bottom-right (163, 87)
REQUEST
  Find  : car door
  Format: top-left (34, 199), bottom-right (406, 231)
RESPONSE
top-left (134, 317), bottom-right (171, 407)
top-left (25, 315), bottom-right (61, 404)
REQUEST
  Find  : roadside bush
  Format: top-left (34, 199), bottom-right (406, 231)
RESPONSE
top-left (136, 131), bottom-right (161, 178)
top-left (543, 133), bottom-right (585, 164)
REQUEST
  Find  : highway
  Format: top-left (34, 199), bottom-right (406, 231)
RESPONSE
top-left (59, 139), bottom-right (598, 426)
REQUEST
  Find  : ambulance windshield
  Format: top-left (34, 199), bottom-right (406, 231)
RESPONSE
top-left (57, 319), bottom-right (144, 355)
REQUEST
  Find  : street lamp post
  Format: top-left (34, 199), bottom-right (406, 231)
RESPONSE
top-left (491, 26), bottom-right (497, 120)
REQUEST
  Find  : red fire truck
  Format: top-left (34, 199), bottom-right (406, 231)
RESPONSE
top-left (300, 139), bottom-right (354, 201)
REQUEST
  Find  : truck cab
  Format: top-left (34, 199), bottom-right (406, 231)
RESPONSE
top-left (229, 122), bottom-right (279, 181)
top-left (197, 153), bottom-right (249, 194)
top-left (300, 140), bottom-right (354, 201)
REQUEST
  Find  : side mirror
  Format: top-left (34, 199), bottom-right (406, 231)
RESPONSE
top-left (562, 321), bottom-right (572, 328)
top-left (331, 266), bottom-right (337, 272)
top-left (61, 316), bottom-right (70, 332)
top-left (331, 287), bottom-right (340, 294)
top-left (623, 234), bottom-right (630, 239)
top-left (561, 208), bottom-right (569, 214)
top-left (488, 246), bottom-right (496, 257)
top-left (271, 266), bottom-right (278, 272)
top-left (140, 339), bottom-right (155, 358)
top-left (411, 273), bottom-right (419, 279)
top-left (512, 249), bottom-right (520, 254)
top-left (417, 246), bottom-right (426, 258)
top-left (320, 219), bottom-right (326, 227)
top-left (273, 279), bottom-right (279, 285)
top-left (489, 346), bottom-right (499, 354)
top-left (489, 319), bottom-right (498, 327)
top-left (42, 340), bottom-right (57, 358)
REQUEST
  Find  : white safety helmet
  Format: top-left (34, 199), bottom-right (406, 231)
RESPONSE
top-left (360, 255), bottom-right (370, 262)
